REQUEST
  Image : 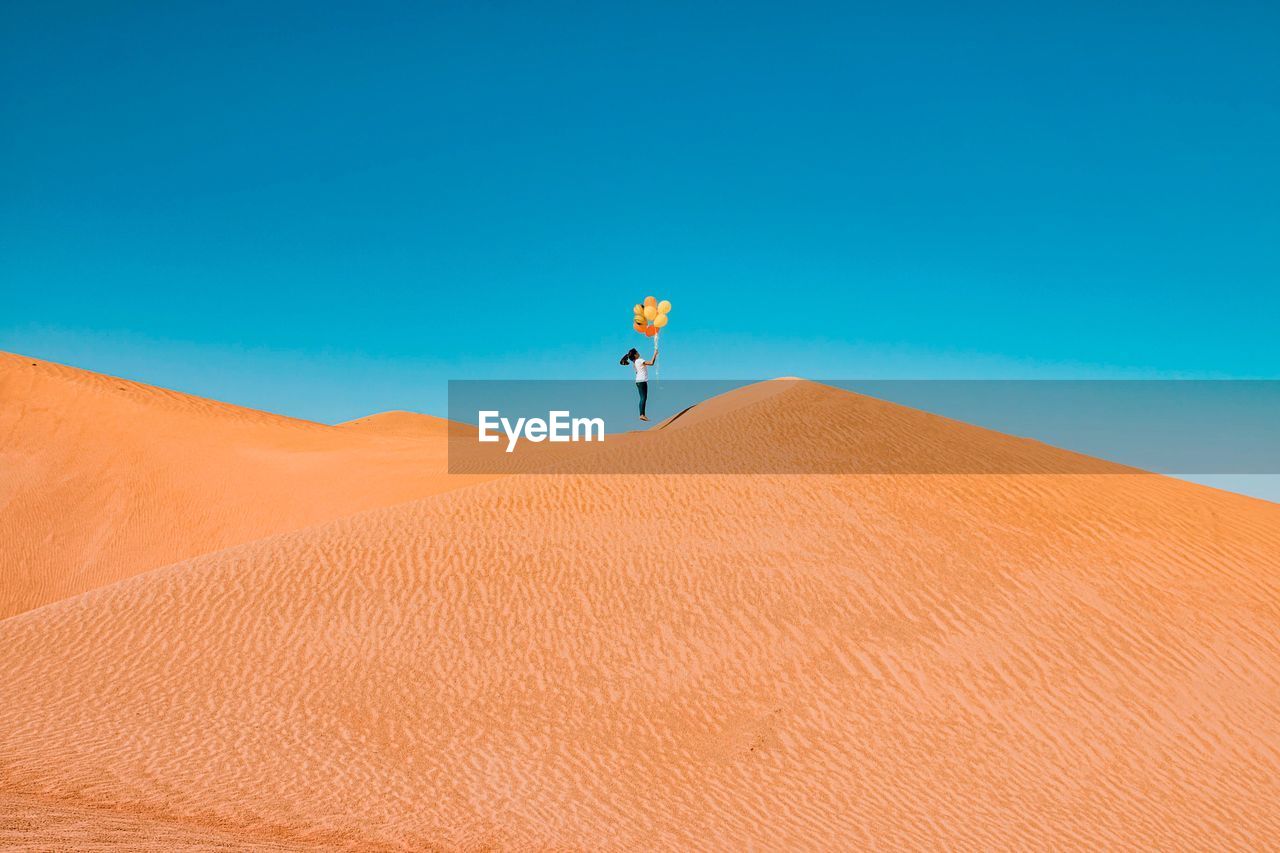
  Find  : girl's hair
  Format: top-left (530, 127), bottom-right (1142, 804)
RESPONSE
top-left (619, 348), bottom-right (640, 366)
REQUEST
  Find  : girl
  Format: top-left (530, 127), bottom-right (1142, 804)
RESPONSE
top-left (619, 344), bottom-right (658, 421)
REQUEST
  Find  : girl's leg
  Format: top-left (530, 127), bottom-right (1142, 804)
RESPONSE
top-left (638, 381), bottom-right (648, 417)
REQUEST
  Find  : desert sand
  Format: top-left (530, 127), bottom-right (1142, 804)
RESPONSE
top-left (2, 352), bottom-right (1278, 850)
top-left (0, 353), bottom-right (491, 618)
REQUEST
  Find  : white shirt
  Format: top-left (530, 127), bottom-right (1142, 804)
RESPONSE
top-left (633, 358), bottom-right (648, 383)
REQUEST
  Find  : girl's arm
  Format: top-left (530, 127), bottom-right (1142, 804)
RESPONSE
top-left (644, 349), bottom-right (658, 366)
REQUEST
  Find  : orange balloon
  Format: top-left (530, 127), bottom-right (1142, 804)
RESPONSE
top-left (644, 296), bottom-right (657, 308)
top-left (644, 325), bottom-right (658, 337)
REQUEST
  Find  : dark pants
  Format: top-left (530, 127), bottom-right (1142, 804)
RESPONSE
top-left (636, 381), bottom-right (648, 416)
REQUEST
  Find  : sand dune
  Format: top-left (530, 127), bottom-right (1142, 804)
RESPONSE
top-left (0, 352), bottom-right (491, 618)
top-left (338, 410), bottom-right (462, 439)
top-left (2, 363), bottom-right (1278, 849)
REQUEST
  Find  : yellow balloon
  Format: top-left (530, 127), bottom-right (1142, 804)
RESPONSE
top-left (643, 305), bottom-right (658, 320)
top-left (644, 296), bottom-right (657, 308)
top-left (632, 304), bottom-right (643, 315)
top-left (657, 300), bottom-right (671, 314)
top-left (633, 313), bottom-right (645, 325)
top-left (653, 313), bottom-right (668, 328)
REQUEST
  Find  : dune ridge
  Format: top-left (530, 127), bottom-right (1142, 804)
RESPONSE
top-left (338, 410), bottom-right (461, 439)
top-left (0, 351), bottom-right (492, 618)
top-left (2, 355), bottom-right (1279, 849)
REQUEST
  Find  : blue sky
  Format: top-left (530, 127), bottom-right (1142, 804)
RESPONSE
top-left (3, 0), bottom-right (1278, 423)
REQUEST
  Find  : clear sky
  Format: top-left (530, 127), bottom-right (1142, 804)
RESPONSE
top-left (3, 0), bottom-right (1278, 423)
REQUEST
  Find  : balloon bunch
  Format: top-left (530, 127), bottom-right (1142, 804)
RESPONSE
top-left (632, 296), bottom-right (671, 337)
